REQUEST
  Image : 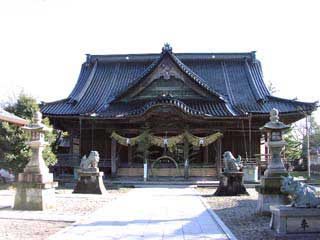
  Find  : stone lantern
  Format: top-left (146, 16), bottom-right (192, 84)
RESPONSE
top-left (262, 108), bottom-right (289, 176)
top-left (14, 112), bottom-right (57, 210)
top-left (256, 108), bottom-right (290, 214)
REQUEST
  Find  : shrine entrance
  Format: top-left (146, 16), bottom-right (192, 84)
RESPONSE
top-left (110, 130), bottom-right (223, 179)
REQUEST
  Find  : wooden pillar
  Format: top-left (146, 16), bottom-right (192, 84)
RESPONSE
top-left (184, 138), bottom-right (189, 179)
top-left (217, 138), bottom-right (222, 174)
top-left (204, 145), bottom-right (209, 164)
top-left (105, 130), bottom-right (108, 159)
top-left (249, 113), bottom-right (252, 158)
top-left (111, 138), bottom-right (117, 178)
top-left (79, 118), bottom-right (82, 156)
top-left (91, 121), bottom-right (94, 150)
top-left (69, 129), bottom-right (74, 154)
top-left (128, 145), bottom-right (132, 166)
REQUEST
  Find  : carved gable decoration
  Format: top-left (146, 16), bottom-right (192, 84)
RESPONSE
top-left (135, 77), bottom-right (202, 100)
top-left (153, 59), bottom-right (183, 80)
top-left (118, 55), bottom-right (218, 102)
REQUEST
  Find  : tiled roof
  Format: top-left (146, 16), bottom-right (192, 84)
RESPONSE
top-left (41, 45), bottom-right (317, 118)
top-left (97, 96), bottom-right (241, 118)
top-left (0, 108), bottom-right (28, 125)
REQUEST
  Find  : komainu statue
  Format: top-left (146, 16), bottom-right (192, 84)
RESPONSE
top-left (223, 151), bottom-right (243, 172)
top-left (80, 151), bottom-right (100, 169)
top-left (281, 176), bottom-right (320, 208)
top-left (74, 150), bottom-right (106, 194)
top-left (214, 151), bottom-right (248, 196)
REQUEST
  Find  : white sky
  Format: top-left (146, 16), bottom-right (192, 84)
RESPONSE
top-left (0, 0), bottom-right (319, 121)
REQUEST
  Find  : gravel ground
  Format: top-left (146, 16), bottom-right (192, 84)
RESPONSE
top-left (198, 187), bottom-right (320, 240)
top-left (52, 188), bottom-right (131, 215)
top-left (0, 219), bottom-right (68, 240)
top-left (0, 186), bottom-right (131, 240)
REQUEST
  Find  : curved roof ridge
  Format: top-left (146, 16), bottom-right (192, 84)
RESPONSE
top-left (221, 61), bottom-right (236, 105)
top-left (244, 59), bottom-right (265, 101)
top-left (268, 95), bottom-right (318, 106)
top-left (70, 60), bottom-right (98, 103)
top-left (42, 98), bottom-right (69, 105)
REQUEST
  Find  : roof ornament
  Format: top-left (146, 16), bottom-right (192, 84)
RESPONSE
top-left (86, 53), bottom-right (91, 63)
top-left (270, 108), bottom-right (279, 123)
top-left (162, 43), bottom-right (172, 53)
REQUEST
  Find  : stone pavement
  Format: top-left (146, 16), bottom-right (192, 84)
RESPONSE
top-left (48, 186), bottom-right (236, 240)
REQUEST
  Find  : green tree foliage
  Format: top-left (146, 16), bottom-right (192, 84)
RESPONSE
top-left (5, 93), bottom-right (39, 121)
top-left (42, 118), bottom-right (58, 167)
top-left (302, 116), bottom-right (320, 158)
top-left (284, 115), bottom-right (320, 170)
top-left (0, 121), bottom-right (31, 173)
top-left (284, 130), bottom-right (302, 162)
top-left (0, 93), bottom-right (57, 173)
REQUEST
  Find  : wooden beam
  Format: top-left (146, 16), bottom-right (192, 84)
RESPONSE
top-left (184, 137), bottom-right (189, 179)
top-left (111, 138), bottom-right (117, 178)
top-left (128, 145), bottom-right (132, 166)
top-left (217, 138), bottom-right (222, 174)
top-left (204, 145), bottom-right (209, 164)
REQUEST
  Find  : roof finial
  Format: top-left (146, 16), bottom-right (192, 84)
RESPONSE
top-left (85, 54), bottom-right (91, 66)
top-left (270, 108), bottom-right (279, 123)
top-left (162, 43), bottom-right (172, 53)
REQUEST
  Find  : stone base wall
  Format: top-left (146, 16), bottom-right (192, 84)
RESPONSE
top-left (271, 205), bottom-right (320, 235)
top-left (117, 167), bottom-right (217, 177)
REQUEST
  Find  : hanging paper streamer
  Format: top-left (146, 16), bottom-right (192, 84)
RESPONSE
top-left (110, 131), bottom-right (223, 148)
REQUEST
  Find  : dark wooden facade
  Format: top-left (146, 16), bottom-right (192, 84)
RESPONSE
top-left (42, 44), bottom-right (317, 178)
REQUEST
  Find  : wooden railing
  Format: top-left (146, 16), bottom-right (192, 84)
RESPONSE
top-left (55, 154), bottom-right (111, 168)
top-left (56, 154), bottom-right (80, 167)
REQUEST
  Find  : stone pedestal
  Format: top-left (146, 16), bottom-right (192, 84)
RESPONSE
top-left (14, 181), bottom-right (57, 210)
top-left (243, 164), bottom-right (259, 183)
top-left (14, 167), bottom-right (58, 210)
top-left (14, 152), bottom-right (58, 210)
top-left (73, 168), bottom-right (107, 194)
top-left (214, 172), bottom-right (248, 196)
top-left (270, 205), bottom-right (320, 236)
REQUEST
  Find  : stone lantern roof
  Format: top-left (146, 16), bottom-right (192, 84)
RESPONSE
top-left (22, 111), bottom-right (51, 132)
top-left (260, 108), bottom-right (290, 131)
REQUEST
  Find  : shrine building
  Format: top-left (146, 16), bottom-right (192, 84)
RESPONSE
top-left (41, 44), bottom-right (317, 178)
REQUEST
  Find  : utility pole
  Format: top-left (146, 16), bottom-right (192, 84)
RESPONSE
top-left (306, 114), bottom-right (311, 179)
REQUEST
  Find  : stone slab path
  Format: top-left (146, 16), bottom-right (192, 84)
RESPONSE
top-left (48, 187), bottom-right (235, 240)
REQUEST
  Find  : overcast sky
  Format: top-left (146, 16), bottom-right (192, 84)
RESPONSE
top-left (0, 0), bottom-right (319, 121)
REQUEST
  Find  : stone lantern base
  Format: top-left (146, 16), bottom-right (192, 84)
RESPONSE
top-left (256, 175), bottom-right (290, 215)
top-left (73, 168), bottom-right (107, 194)
top-left (14, 172), bottom-right (58, 211)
